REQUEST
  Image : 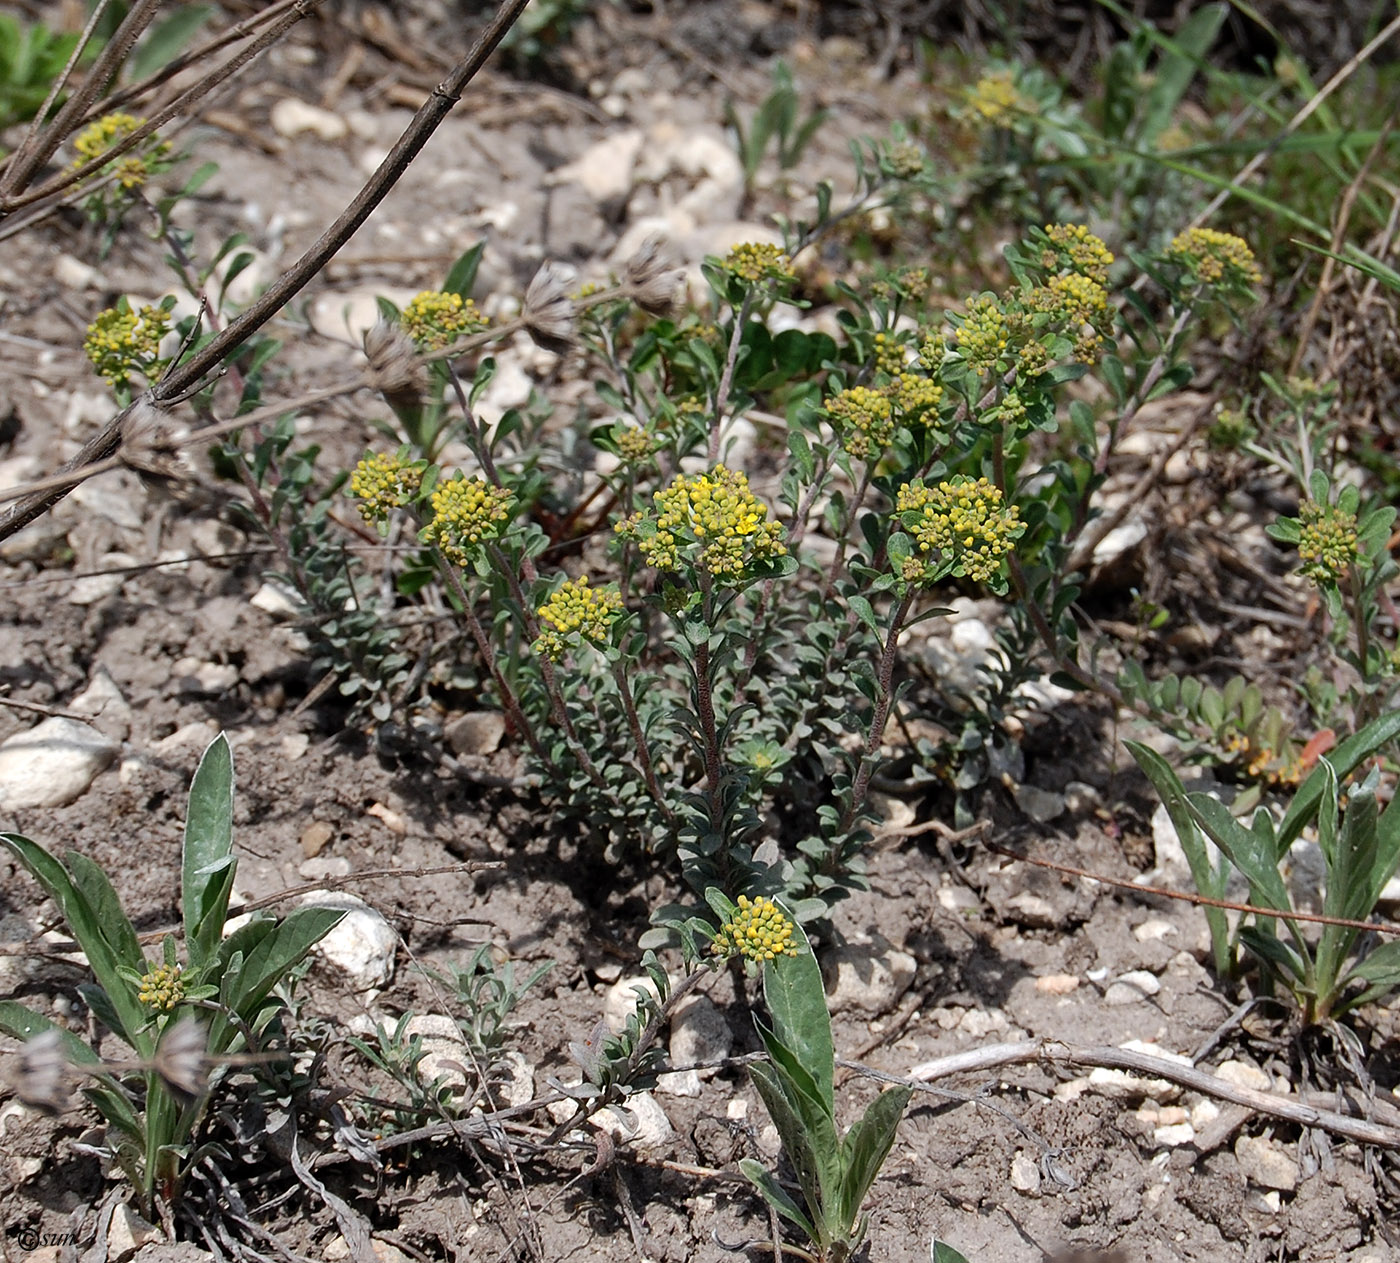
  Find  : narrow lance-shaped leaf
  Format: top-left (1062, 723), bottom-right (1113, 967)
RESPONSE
top-left (183, 733), bottom-right (236, 968)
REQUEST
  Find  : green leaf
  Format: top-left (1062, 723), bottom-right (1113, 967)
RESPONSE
top-left (760, 910), bottom-right (834, 1113)
top-left (749, 1060), bottom-right (839, 1249)
top-left (838, 1085), bottom-right (911, 1233)
top-left (66, 852), bottom-right (143, 973)
top-left (1277, 710), bottom-right (1400, 852)
top-left (183, 734), bottom-right (236, 968)
top-left (222, 907), bottom-right (345, 1024)
top-left (1342, 942), bottom-right (1400, 1009)
top-left (738, 1157), bottom-right (818, 1241)
top-left (129, 6), bottom-right (211, 80)
top-left (443, 241), bottom-right (486, 300)
top-left (930, 1242), bottom-right (972, 1263)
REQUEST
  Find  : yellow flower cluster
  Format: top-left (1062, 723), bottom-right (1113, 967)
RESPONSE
top-left (889, 372), bottom-right (944, 417)
top-left (825, 385), bottom-right (894, 459)
top-left (1043, 224), bottom-right (1114, 284)
top-left (1040, 272), bottom-right (1110, 324)
top-left (1296, 500), bottom-right (1359, 585)
top-left (711, 895), bottom-right (798, 963)
top-left (401, 291), bottom-right (489, 350)
top-left (615, 426), bottom-right (658, 464)
top-left (953, 294), bottom-right (1011, 374)
top-left (1167, 227), bottom-right (1263, 286)
top-left (722, 242), bottom-right (795, 285)
top-left (871, 331), bottom-right (908, 377)
top-left (1223, 732), bottom-right (1303, 788)
top-left (84, 302), bottom-right (171, 389)
top-left (967, 71), bottom-right (1030, 123)
top-left (350, 451), bottom-right (422, 524)
top-left (71, 113), bottom-right (169, 190)
top-left (533, 575), bottom-right (623, 661)
top-left (898, 476), bottom-right (1022, 585)
top-left (617, 465), bottom-right (787, 580)
top-left (137, 963), bottom-right (185, 1012)
top-left (423, 476), bottom-right (514, 562)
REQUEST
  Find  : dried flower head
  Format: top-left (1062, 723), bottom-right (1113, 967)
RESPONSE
top-left (11, 1029), bottom-right (75, 1114)
top-left (152, 1017), bottom-right (210, 1099)
top-left (351, 450), bottom-right (423, 525)
top-left (137, 962), bottom-right (185, 1012)
top-left (422, 476), bottom-right (514, 562)
top-left (720, 242), bottom-right (796, 285)
top-left (711, 895), bottom-right (798, 963)
top-left (71, 113), bottom-right (170, 190)
top-left (533, 575), bottom-right (624, 661)
top-left (401, 290), bottom-right (489, 351)
top-left (363, 320), bottom-right (423, 395)
top-left (522, 262), bottom-right (577, 353)
top-left (625, 236), bottom-right (683, 315)
top-left (615, 465), bottom-right (787, 580)
top-left (1167, 227), bottom-right (1263, 287)
top-left (84, 300), bottom-right (171, 390)
top-left (824, 385), bottom-right (894, 460)
top-left (1295, 500), bottom-right (1359, 585)
top-left (120, 401), bottom-right (191, 481)
top-left (897, 476), bottom-right (1023, 586)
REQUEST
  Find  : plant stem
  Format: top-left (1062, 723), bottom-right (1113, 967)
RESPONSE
top-left (821, 462), bottom-right (873, 603)
top-left (709, 292), bottom-right (753, 463)
top-left (612, 661), bottom-right (673, 822)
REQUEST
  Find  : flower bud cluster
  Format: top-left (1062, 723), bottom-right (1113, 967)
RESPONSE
top-left (1295, 499), bottom-right (1359, 585)
top-left (615, 425), bottom-right (659, 464)
top-left (533, 575), bottom-right (623, 661)
top-left (897, 476), bottom-right (1022, 585)
top-left (423, 476), bottom-right (514, 562)
top-left (721, 242), bottom-right (796, 285)
top-left (84, 302), bottom-right (171, 389)
top-left (351, 451), bottom-right (422, 525)
top-left (711, 895), bottom-right (798, 963)
top-left (885, 141), bottom-right (926, 179)
top-left (616, 465), bottom-right (787, 580)
top-left (401, 290), bottom-right (489, 351)
top-left (871, 331), bottom-right (908, 377)
top-left (888, 373), bottom-right (944, 417)
top-left (1167, 227), bottom-right (1263, 286)
top-left (1042, 223), bottom-right (1114, 284)
top-left (71, 113), bottom-right (169, 190)
top-left (966, 71), bottom-right (1030, 123)
top-left (825, 385), bottom-right (894, 459)
top-left (137, 963), bottom-right (185, 1012)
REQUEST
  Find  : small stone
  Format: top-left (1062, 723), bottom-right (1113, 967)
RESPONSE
top-left (489, 1049), bottom-right (534, 1109)
top-left (70, 667), bottom-right (132, 741)
top-left (172, 657), bottom-right (239, 694)
top-left (1005, 892), bottom-right (1059, 927)
top-left (1013, 784), bottom-right (1065, 824)
top-left (270, 98), bottom-right (347, 140)
top-left (550, 129), bottom-right (643, 203)
top-left (1214, 1060), bottom-right (1272, 1093)
top-left (1133, 919), bottom-right (1177, 942)
top-left (1191, 1100), bottom-right (1221, 1129)
top-left (1092, 518), bottom-right (1147, 567)
top-left (0, 717), bottom-right (119, 810)
top-left (1117, 970), bottom-right (1161, 996)
top-left (108, 1205), bottom-right (162, 1262)
top-left (1009, 1152), bottom-right (1040, 1194)
top-left (55, 253), bottom-right (100, 289)
top-left (366, 801), bottom-right (407, 836)
top-left (302, 892), bottom-right (396, 989)
top-left (590, 1092), bottom-right (673, 1149)
top-left (281, 733), bottom-right (309, 760)
top-left (1153, 1122), bottom-right (1196, 1147)
top-left (660, 996), bottom-right (730, 1097)
top-left (300, 821), bottom-right (334, 859)
top-left (1035, 973), bottom-right (1080, 995)
top-left (401, 1015), bottom-right (469, 1095)
top-left (149, 722), bottom-right (218, 756)
top-left (957, 1008), bottom-right (1009, 1038)
top-left (250, 580), bottom-right (304, 619)
top-left (298, 856), bottom-right (350, 881)
top-left (604, 975), bottom-right (661, 1034)
top-left (1063, 781), bottom-right (1102, 814)
top-left (73, 474), bottom-right (146, 530)
top-left (69, 554), bottom-right (137, 604)
top-left (1087, 1067), bottom-right (1180, 1102)
top-left (445, 712), bottom-right (506, 756)
top-left (824, 940), bottom-right (916, 1015)
top-left (1235, 1134), bottom-right (1298, 1191)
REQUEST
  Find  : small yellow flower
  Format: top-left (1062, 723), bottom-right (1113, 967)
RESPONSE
top-left (711, 895), bottom-right (798, 963)
top-left (422, 476), bottom-right (514, 562)
top-left (350, 451), bottom-right (422, 525)
top-left (137, 963), bottom-right (185, 1012)
top-left (401, 291), bottom-right (489, 351)
top-left (1043, 224), bottom-right (1114, 284)
top-left (966, 71), bottom-right (1031, 123)
top-left (533, 575), bottom-right (623, 661)
top-left (84, 302), bottom-right (171, 389)
top-left (952, 294), bottom-right (1012, 375)
top-left (1295, 500), bottom-right (1359, 585)
top-left (71, 113), bottom-right (170, 190)
top-left (1167, 227), bottom-right (1263, 287)
top-left (721, 242), bottom-right (795, 285)
top-left (825, 385), bottom-right (894, 460)
top-left (898, 476), bottom-right (1022, 586)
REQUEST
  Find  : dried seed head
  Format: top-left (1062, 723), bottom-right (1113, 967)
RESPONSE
top-left (12, 1029), bottom-right (75, 1114)
top-left (363, 320), bottom-right (424, 396)
top-left (152, 1016), bottom-right (210, 1099)
top-left (119, 400), bottom-right (190, 481)
top-left (522, 262), bottom-right (576, 354)
top-left (625, 236), bottom-right (682, 315)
